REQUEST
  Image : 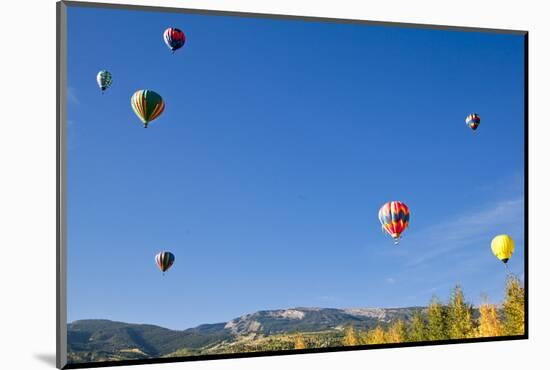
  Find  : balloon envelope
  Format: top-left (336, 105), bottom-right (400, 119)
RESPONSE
top-left (131, 89), bottom-right (165, 128)
top-left (378, 201), bottom-right (410, 242)
top-left (465, 113), bottom-right (480, 131)
top-left (96, 70), bottom-right (112, 91)
top-left (155, 251), bottom-right (175, 273)
top-left (163, 27), bottom-right (186, 52)
top-left (491, 234), bottom-right (514, 264)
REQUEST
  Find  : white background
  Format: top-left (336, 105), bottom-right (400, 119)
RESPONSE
top-left (0, 0), bottom-right (548, 369)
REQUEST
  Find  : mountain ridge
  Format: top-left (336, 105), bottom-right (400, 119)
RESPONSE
top-left (67, 306), bottom-right (427, 363)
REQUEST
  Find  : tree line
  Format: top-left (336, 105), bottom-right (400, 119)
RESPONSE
top-left (294, 275), bottom-right (524, 349)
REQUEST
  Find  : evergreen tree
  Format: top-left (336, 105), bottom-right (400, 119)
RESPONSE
top-left (447, 285), bottom-right (475, 339)
top-left (407, 311), bottom-right (427, 342)
top-left (426, 296), bottom-right (448, 340)
top-left (385, 320), bottom-right (407, 343)
top-left (477, 303), bottom-right (503, 337)
top-left (343, 326), bottom-right (358, 346)
top-left (365, 326), bottom-right (386, 344)
top-left (502, 275), bottom-right (525, 335)
top-left (294, 333), bottom-right (306, 349)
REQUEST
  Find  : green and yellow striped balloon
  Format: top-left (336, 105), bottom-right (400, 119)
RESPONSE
top-left (130, 89), bottom-right (165, 128)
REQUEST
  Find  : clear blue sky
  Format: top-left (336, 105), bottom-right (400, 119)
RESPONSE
top-left (66, 5), bottom-right (525, 330)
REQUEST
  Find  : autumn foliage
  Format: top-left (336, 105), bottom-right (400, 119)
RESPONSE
top-left (334, 275), bottom-right (525, 347)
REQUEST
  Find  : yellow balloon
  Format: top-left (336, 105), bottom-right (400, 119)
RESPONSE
top-left (491, 235), bottom-right (515, 264)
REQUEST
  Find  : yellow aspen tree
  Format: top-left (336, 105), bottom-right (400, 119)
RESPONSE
top-left (366, 326), bottom-right (386, 344)
top-left (407, 311), bottom-right (427, 342)
top-left (477, 303), bottom-right (503, 337)
top-left (385, 320), bottom-right (407, 343)
top-left (294, 334), bottom-right (306, 349)
top-left (343, 326), bottom-right (358, 346)
top-left (447, 285), bottom-right (475, 339)
top-left (426, 297), bottom-right (448, 340)
top-left (357, 330), bottom-right (369, 345)
top-left (502, 275), bottom-right (525, 336)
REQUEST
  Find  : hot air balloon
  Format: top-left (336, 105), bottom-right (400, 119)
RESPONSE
top-left (131, 90), bottom-right (165, 128)
top-left (378, 201), bottom-right (410, 244)
top-left (491, 234), bottom-right (514, 266)
top-left (96, 70), bottom-right (112, 93)
top-left (155, 251), bottom-right (175, 274)
top-left (163, 27), bottom-right (186, 53)
top-left (466, 113), bottom-right (480, 131)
